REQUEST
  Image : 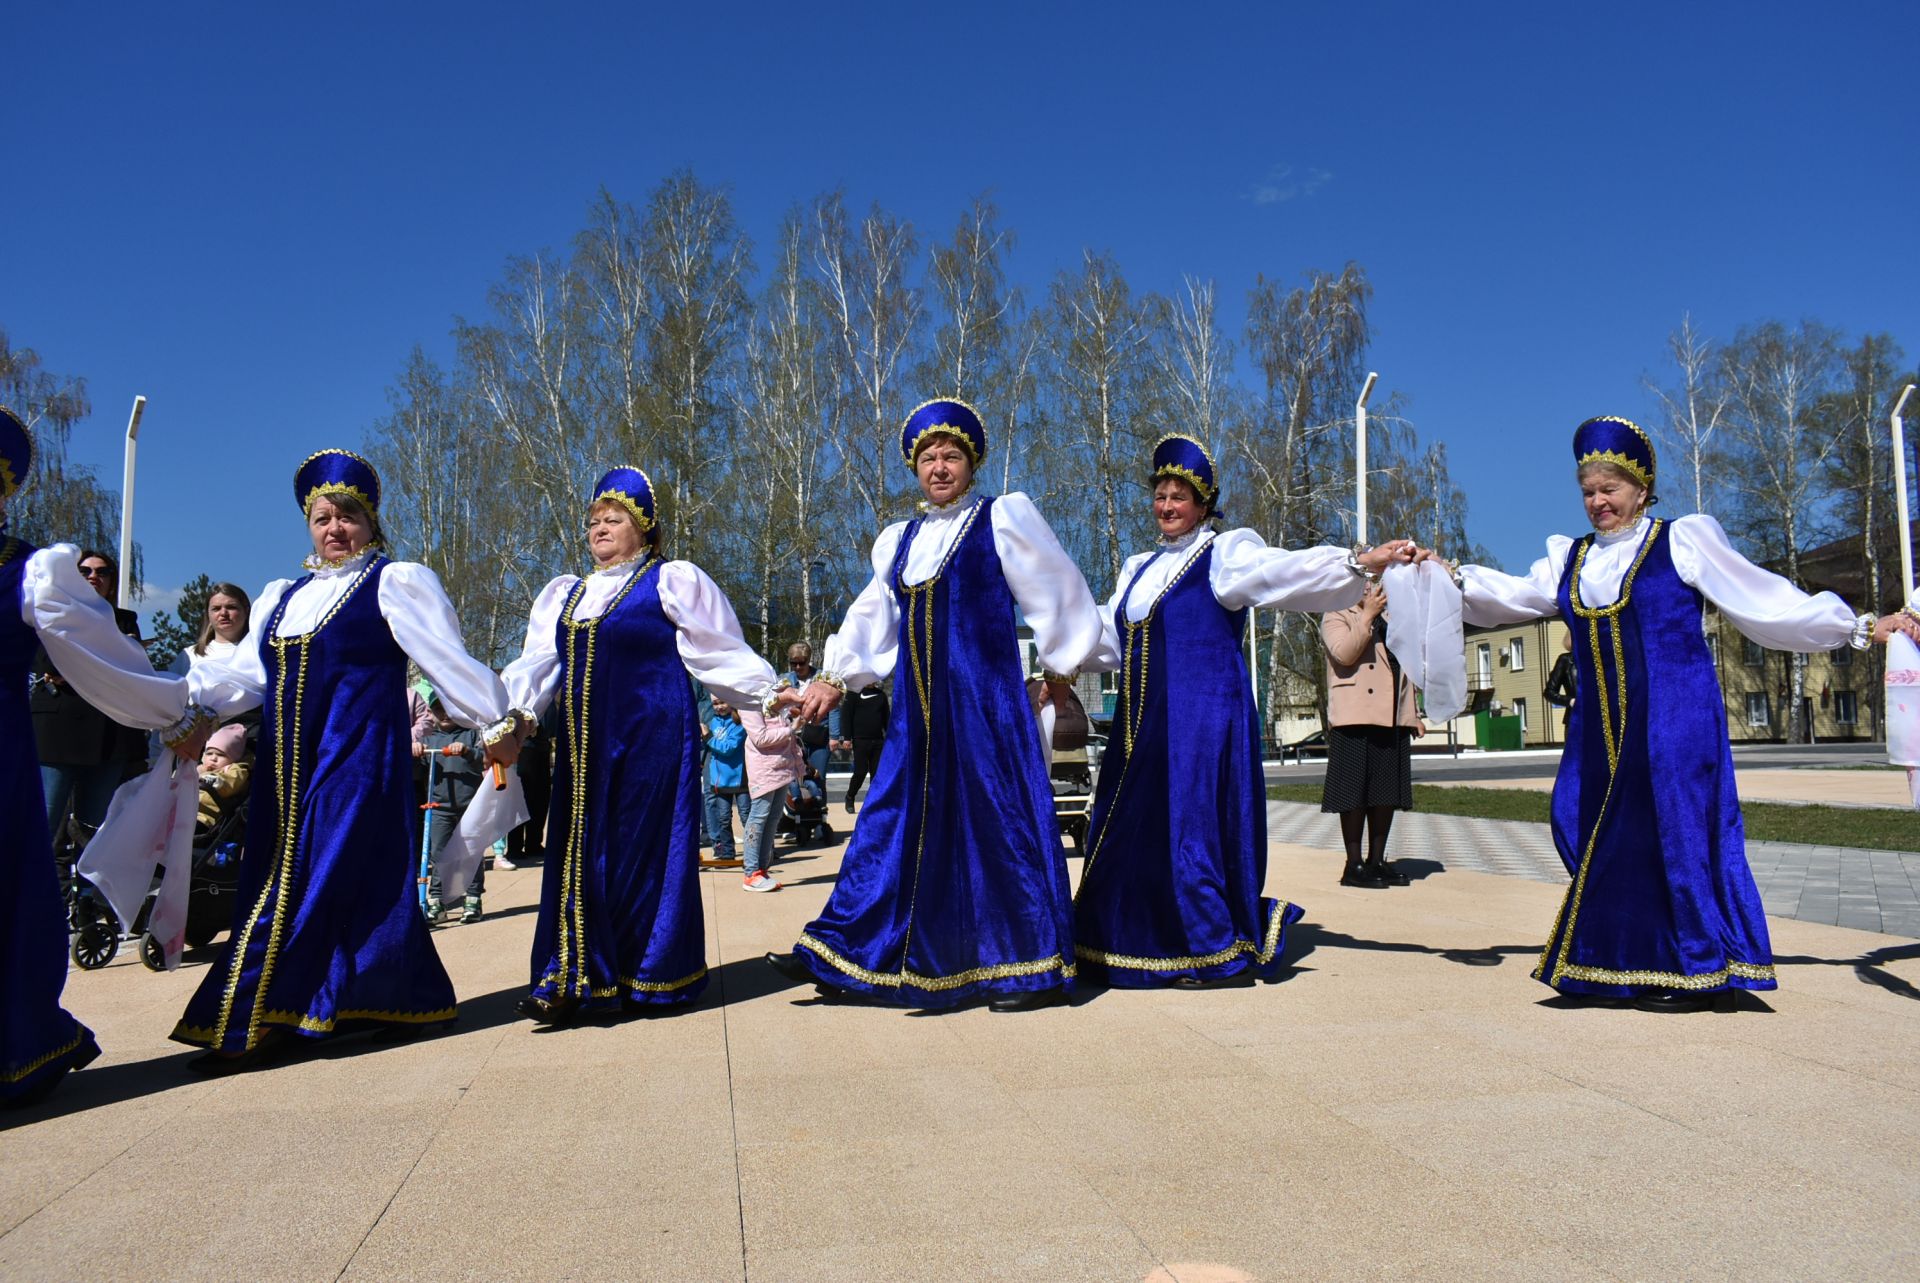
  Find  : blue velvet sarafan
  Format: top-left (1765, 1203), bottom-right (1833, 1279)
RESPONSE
top-left (1074, 538), bottom-right (1301, 986)
top-left (794, 498), bottom-right (1077, 1006)
top-left (530, 560), bottom-right (707, 1008)
top-left (1539, 521), bottom-right (1776, 996)
top-left (0, 539), bottom-right (103, 1101)
top-left (175, 558), bottom-right (458, 1051)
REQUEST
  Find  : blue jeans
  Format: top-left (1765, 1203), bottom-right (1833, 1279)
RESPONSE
top-left (742, 791), bottom-right (785, 877)
top-left (42, 761), bottom-right (124, 838)
top-left (705, 789), bottom-right (749, 859)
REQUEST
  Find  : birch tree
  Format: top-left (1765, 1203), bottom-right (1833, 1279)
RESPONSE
top-left (1644, 313), bottom-right (1730, 517)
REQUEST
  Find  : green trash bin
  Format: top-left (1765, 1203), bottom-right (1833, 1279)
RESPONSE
top-left (1473, 710), bottom-right (1525, 751)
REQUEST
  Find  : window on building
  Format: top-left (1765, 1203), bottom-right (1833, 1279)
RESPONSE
top-left (1833, 691), bottom-right (1857, 726)
top-left (1742, 637), bottom-right (1764, 666)
top-left (1746, 692), bottom-right (1770, 727)
top-left (1831, 646), bottom-right (1852, 668)
top-left (1507, 637), bottom-right (1525, 671)
top-left (1476, 643), bottom-right (1492, 685)
top-left (1706, 635), bottom-right (1721, 669)
top-left (1514, 697), bottom-right (1529, 732)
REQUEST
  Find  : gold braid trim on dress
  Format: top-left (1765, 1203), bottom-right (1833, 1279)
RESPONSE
top-left (1074, 899), bottom-right (1295, 972)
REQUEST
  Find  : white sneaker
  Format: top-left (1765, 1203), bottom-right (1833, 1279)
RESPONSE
top-left (742, 871), bottom-right (781, 892)
top-left (495, 856), bottom-right (519, 870)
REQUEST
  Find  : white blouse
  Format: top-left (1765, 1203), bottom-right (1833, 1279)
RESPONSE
top-left (168, 636), bottom-right (240, 677)
top-left (1086, 527), bottom-right (1363, 670)
top-left (1458, 513), bottom-right (1867, 651)
top-left (501, 559), bottom-right (779, 716)
top-left (20, 543), bottom-right (188, 731)
top-left (821, 491), bottom-right (1103, 691)
top-left (188, 550), bottom-right (511, 730)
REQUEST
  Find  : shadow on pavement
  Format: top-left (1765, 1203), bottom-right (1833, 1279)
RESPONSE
top-left (1775, 941), bottom-right (1920, 1002)
top-left (1287, 921), bottom-right (1538, 970)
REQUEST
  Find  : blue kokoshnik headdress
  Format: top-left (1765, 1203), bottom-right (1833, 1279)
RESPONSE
top-left (0, 406), bottom-right (32, 500)
top-left (1572, 416), bottom-right (1656, 490)
top-left (295, 448), bottom-right (382, 515)
top-left (900, 398), bottom-right (987, 470)
top-left (1151, 433), bottom-right (1218, 505)
top-left (592, 466), bottom-right (656, 532)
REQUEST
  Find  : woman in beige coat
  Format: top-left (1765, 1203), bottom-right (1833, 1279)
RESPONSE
top-left (1320, 581), bottom-right (1424, 887)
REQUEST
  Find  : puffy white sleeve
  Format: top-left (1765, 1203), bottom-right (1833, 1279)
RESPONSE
top-left (21, 544), bottom-right (188, 730)
top-left (658, 561), bottom-right (782, 707)
top-left (377, 562), bottom-right (511, 731)
top-left (499, 576), bottom-right (576, 717)
top-left (1672, 514), bottom-right (1865, 652)
top-left (822, 524), bottom-right (907, 691)
top-left (993, 492), bottom-right (1103, 676)
top-left (1211, 528), bottom-right (1366, 613)
top-left (185, 579), bottom-right (287, 720)
top-left (1458, 538), bottom-right (1571, 626)
top-left (1083, 553), bottom-right (1149, 675)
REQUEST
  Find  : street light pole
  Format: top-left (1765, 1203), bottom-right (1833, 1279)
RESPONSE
top-left (1355, 371), bottom-right (1378, 547)
top-left (117, 395), bottom-right (146, 611)
top-left (1894, 384), bottom-right (1915, 608)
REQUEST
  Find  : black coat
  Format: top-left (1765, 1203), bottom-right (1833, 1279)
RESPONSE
top-left (844, 686), bottom-right (890, 741)
top-left (31, 605), bottom-right (149, 767)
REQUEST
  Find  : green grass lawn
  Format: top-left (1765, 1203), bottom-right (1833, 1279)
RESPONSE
top-left (1266, 782), bottom-right (1919, 852)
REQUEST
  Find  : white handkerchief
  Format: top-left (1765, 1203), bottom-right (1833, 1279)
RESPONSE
top-left (1381, 561), bottom-right (1468, 724)
top-left (435, 770), bottom-right (531, 902)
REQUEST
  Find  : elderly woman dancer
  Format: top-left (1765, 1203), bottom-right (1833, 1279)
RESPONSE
top-left (1439, 417), bottom-right (1920, 1012)
top-left (1074, 435), bottom-right (1413, 988)
top-left (502, 468), bottom-right (782, 1024)
top-left (175, 451), bottom-right (519, 1068)
top-left (0, 409), bottom-right (208, 1105)
top-left (767, 399), bottom-right (1103, 1012)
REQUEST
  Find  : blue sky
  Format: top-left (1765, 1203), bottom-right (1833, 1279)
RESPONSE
top-left (8, 4), bottom-right (1916, 630)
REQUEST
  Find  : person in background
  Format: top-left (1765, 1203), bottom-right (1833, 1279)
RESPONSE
top-left (833, 683), bottom-right (889, 813)
top-left (33, 548), bottom-right (149, 836)
top-left (501, 702), bottom-right (554, 868)
top-left (1543, 631), bottom-right (1576, 730)
top-left (170, 583), bottom-right (252, 675)
top-left (701, 698), bottom-right (748, 870)
top-left (1319, 582), bottom-right (1425, 889)
top-left (421, 692), bottom-right (487, 924)
top-left (738, 704), bottom-right (803, 891)
top-left (196, 723), bottom-right (251, 831)
top-left (783, 641), bottom-right (834, 793)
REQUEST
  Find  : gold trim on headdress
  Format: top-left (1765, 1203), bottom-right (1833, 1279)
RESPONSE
top-left (298, 448), bottom-right (381, 516)
top-left (903, 396), bottom-right (987, 468)
top-left (591, 466), bottom-right (656, 532)
top-left (0, 403), bottom-right (33, 499)
top-left (1151, 432), bottom-right (1219, 503)
top-left (1575, 416), bottom-right (1656, 489)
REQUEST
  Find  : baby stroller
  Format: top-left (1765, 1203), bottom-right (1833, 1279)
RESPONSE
top-left (56, 815), bottom-right (124, 971)
top-left (779, 765), bottom-right (835, 848)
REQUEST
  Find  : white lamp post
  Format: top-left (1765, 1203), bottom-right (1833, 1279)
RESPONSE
top-left (1355, 371), bottom-right (1379, 546)
top-left (117, 395), bottom-right (145, 611)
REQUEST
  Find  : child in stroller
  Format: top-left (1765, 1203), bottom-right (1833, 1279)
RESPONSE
top-left (778, 760), bottom-right (834, 848)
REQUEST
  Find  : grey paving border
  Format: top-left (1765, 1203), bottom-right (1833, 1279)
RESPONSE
top-left (1268, 800), bottom-right (1920, 940)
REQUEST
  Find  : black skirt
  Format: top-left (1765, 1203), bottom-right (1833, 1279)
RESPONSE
top-left (1320, 724), bottom-right (1414, 813)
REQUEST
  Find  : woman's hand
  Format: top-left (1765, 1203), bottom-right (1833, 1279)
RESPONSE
top-left (797, 681), bottom-right (843, 726)
top-left (1414, 719), bottom-right (1428, 739)
top-left (1872, 612), bottom-right (1920, 645)
top-left (484, 733), bottom-right (521, 770)
top-left (1356, 539), bottom-right (1416, 576)
top-left (1358, 581), bottom-right (1387, 619)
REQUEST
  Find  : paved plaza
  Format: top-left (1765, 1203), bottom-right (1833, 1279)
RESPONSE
top-left (4, 829), bottom-right (1919, 1281)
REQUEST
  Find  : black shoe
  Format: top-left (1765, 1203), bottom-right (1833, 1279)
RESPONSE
top-left (844, 799), bottom-right (857, 814)
top-left (516, 995), bottom-right (580, 1026)
top-left (1172, 975), bottom-right (1219, 990)
top-left (764, 951), bottom-right (813, 982)
top-left (1634, 989), bottom-right (1730, 1013)
top-left (987, 988), bottom-right (1070, 1013)
top-left (1367, 859), bottom-right (1411, 886)
top-left (1339, 866), bottom-right (1389, 888)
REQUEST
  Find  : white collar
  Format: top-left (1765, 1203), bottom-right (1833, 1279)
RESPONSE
top-left (1155, 525), bottom-right (1210, 550)
top-left (1593, 517), bottom-right (1647, 547)
top-left (917, 490), bottom-right (984, 519)
top-left (302, 547), bottom-right (377, 578)
top-left (589, 551), bottom-right (651, 577)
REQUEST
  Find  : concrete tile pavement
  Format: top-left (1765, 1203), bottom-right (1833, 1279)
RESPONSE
top-left (4, 836), bottom-right (1919, 1281)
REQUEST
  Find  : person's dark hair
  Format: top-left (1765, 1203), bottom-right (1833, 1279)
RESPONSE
top-left (77, 549), bottom-right (117, 585)
top-left (310, 491), bottom-right (389, 550)
top-left (194, 582), bottom-right (253, 655)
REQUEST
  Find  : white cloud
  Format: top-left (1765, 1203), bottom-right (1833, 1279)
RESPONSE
top-left (135, 583), bottom-right (188, 618)
top-left (1249, 164), bottom-right (1333, 206)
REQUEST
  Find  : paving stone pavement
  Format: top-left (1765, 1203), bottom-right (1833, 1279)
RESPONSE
top-left (1269, 801), bottom-right (1920, 940)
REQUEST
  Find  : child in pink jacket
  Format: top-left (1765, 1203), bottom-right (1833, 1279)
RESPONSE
top-left (737, 706), bottom-right (804, 891)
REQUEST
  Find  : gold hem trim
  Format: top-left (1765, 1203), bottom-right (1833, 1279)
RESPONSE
top-left (796, 932), bottom-right (1076, 992)
top-left (1074, 900), bottom-right (1295, 972)
top-left (2, 1029), bottom-right (90, 1084)
top-left (534, 966), bottom-right (707, 997)
top-left (1548, 959), bottom-right (1775, 991)
top-left (174, 1005), bottom-right (457, 1045)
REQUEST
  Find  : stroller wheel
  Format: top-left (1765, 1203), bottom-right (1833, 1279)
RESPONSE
top-left (139, 933), bottom-right (167, 972)
top-left (72, 922), bottom-right (118, 970)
